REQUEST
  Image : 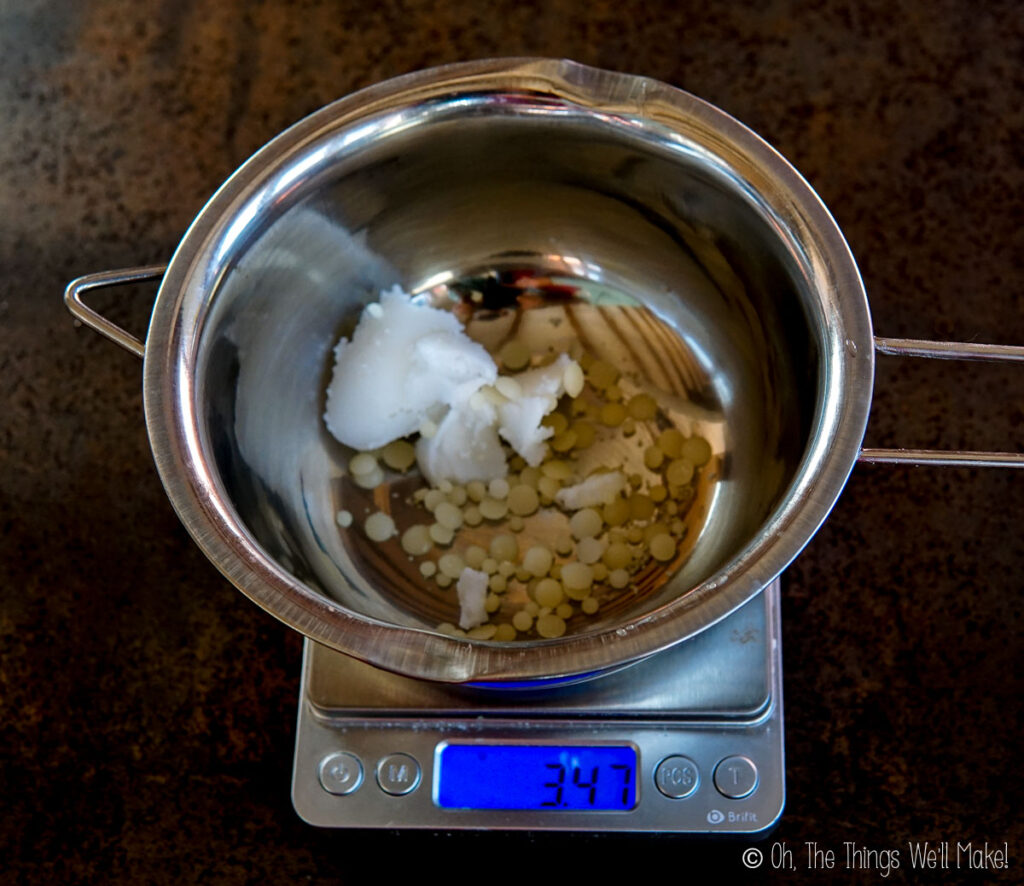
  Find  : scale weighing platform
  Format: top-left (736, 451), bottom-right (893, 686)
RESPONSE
top-left (292, 578), bottom-right (784, 833)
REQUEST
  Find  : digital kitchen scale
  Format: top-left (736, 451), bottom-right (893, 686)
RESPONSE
top-left (292, 578), bottom-right (783, 833)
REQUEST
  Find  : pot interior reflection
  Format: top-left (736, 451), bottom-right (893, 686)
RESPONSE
top-left (195, 97), bottom-right (820, 636)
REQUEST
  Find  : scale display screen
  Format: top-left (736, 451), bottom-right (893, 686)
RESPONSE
top-left (435, 743), bottom-right (638, 811)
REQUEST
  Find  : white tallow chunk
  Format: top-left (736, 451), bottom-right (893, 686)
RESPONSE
top-left (456, 567), bottom-right (489, 630)
top-left (324, 286), bottom-right (497, 450)
top-left (496, 354), bottom-right (573, 467)
top-left (555, 470), bottom-right (627, 510)
top-left (416, 400), bottom-right (508, 486)
top-left (324, 287), bottom-right (582, 484)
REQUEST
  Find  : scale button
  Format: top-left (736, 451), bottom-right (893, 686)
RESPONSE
top-left (376, 753), bottom-right (422, 796)
top-left (713, 755), bottom-right (758, 799)
top-left (655, 755), bottom-right (700, 799)
top-left (318, 752), bottom-right (364, 795)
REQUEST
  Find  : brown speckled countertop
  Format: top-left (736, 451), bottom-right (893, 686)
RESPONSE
top-left (2, 1), bottom-right (1021, 881)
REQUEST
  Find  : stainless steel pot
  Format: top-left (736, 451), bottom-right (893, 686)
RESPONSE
top-left (65, 58), bottom-right (1022, 686)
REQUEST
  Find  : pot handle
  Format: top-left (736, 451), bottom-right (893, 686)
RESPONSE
top-left (63, 265), bottom-right (167, 359)
top-left (858, 336), bottom-right (1024, 468)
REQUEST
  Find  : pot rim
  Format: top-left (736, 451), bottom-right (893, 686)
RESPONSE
top-left (142, 58), bottom-right (874, 684)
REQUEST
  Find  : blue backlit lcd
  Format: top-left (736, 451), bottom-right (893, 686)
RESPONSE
top-left (436, 744), bottom-right (637, 811)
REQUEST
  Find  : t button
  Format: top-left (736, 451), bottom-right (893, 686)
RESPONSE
top-left (376, 753), bottom-right (422, 795)
top-left (713, 755), bottom-right (758, 799)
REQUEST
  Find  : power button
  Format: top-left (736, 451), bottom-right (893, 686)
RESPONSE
top-left (318, 752), bottom-right (364, 795)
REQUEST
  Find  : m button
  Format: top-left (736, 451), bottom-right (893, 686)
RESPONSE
top-left (376, 753), bottom-right (422, 795)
